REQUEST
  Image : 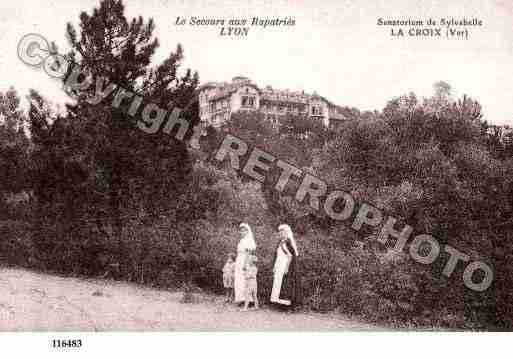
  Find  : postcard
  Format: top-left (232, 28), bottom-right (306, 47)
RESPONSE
top-left (1, 1), bottom-right (512, 351)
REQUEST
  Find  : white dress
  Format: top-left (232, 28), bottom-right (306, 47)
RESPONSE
top-left (234, 236), bottom-right (256, 303)
top-left (270, 243), bottom-right (292, 305)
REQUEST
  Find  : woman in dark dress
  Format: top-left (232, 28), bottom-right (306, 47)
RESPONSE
top-left (270, 224), bottom-right (300, 309)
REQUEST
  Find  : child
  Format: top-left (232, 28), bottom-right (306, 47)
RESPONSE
top-left (222, 253), bottom-right (236, 302)
top-left (243, 254), bottom-right (259, 311)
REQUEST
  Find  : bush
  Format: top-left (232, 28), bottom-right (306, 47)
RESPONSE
top-left (0, 220), bottom-right (34, 267)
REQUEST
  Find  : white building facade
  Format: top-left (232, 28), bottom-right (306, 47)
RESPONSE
top-left (198, 76), bottom-right (345, 128)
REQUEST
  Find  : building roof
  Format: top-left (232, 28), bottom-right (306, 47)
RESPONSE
top-left (198, 76), bottom-right (338, 107)
top-left (197, 82), bottom-right (221, 91)
top-left (329, 112), bottom-right (347, 121)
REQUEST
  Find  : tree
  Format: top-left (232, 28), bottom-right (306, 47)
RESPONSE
top-left (0, 88), bottom-right (30, 218)
top-left (28, 0), bottom-right (200, 271)
top-left (433, 81), bottom-right (451, 99)
top-left (65, 0), bottom-right (198, 223)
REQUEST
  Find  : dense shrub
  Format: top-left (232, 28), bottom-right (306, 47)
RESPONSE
top-left (0, 220), bottom-right (34, 267)
top-left (194, 87), bottom-right (512, 329)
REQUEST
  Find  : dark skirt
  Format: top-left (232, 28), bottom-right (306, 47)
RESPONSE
top-left (278, 256), bottom-right (301, 308)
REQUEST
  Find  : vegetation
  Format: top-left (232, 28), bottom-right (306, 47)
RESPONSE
top-left (200, 85), bottom-right (513, 329)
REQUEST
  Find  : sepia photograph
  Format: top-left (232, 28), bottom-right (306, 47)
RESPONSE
top-left (1, 0), bottom-right (513, 352)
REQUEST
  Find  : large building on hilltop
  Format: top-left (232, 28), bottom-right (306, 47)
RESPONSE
top-left (486, 124), bottom-right (513, 145)
top-left (198, 76), bottom-right (346, 128)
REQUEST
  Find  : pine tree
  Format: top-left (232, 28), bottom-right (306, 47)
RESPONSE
top-left (28, 0), bottom-right (200, 266)
top-left (66, 0), bottom-right (198, 226)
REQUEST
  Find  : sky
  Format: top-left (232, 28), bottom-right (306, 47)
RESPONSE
top-left (1, 0), bottom-right (512, 126)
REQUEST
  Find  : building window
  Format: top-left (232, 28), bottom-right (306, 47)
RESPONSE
top-left (270, 116), bottom-right (279, 129)
top-left (311, 105), bottom-right (323, 116)
top-left (241, 96), bottom-right (255, 108)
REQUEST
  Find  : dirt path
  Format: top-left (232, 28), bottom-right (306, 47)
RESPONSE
top-left (0, 267), bottom-right (381, 331)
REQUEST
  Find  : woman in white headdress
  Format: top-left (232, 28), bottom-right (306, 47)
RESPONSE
top-left (270, 224), bottom-right (300, 308)
top-left (234, 223), bottom-right (257, 304)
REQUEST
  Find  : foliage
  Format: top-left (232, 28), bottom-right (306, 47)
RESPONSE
top-left (0, 89), bottom-right (31, 219)
top-left (199, 83), bottom-right (513, 328)
top-left (24, 0), bottom-right (200, 275)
